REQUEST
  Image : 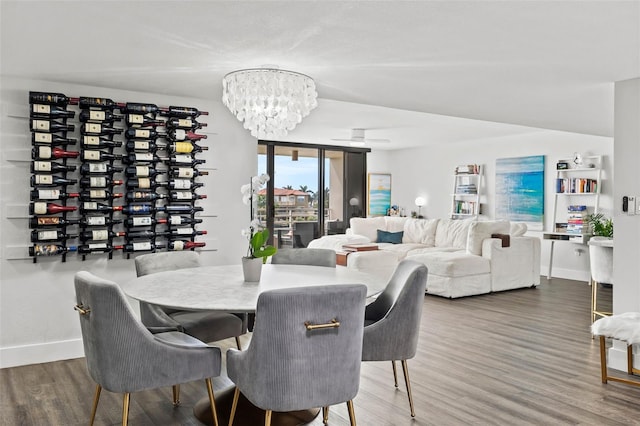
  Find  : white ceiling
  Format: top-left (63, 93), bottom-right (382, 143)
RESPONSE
top-left (1, 1), bottom-right (638, 150)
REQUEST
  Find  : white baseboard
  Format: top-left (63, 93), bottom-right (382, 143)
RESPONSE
top-left (546, 266), bottom-right (590, 282)
top-left (0, 338), bottom-right (84, 369)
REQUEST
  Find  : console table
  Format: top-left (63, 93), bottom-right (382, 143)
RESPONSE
top-left (543, 232), bottom-right (592, 279)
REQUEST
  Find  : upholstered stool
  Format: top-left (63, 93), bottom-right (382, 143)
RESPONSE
top-left (591, 312), bottom-right (640, 387)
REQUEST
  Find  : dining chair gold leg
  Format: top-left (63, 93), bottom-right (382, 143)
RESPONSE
top-left (628, 344), bottom-right (634, 375)
top-left (228, 387), bottom-right (240, 426)
top-left (89, 384), bottom-right (102, 426)
top-left (391, 360), bottom-right (398, 388)
top-left (205, 378), bottom-right (219, 426)
top-left (322, 406), bottom-right (329, 424)
top-left (599, 335), bottom-right (608, 383)
top-left (591, 278), bottom-right (597, 323)
top-left (235, 336), bottom-right (243, 350)
top-left (346, 400), bottom-right (356, 426)
top-left (401, 360), bottom-right (416, 417)
top-left (264, 409), bottom-right (272, 426)
top-left (172, 384), bottom-right (181, 406)
top-left (122, 393), bottom-right (130, 426)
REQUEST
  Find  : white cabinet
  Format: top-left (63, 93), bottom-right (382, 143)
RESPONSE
top-left (543, 154), bottom-right (602, 278)
top-left (450, 164), bottom-right (482, 220)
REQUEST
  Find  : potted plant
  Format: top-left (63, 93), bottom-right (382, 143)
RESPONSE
top-left (586, 213), bottom-right (613, 238)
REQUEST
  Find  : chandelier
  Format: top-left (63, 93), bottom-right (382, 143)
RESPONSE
top-left (222, 68), bottom-right (318, 139)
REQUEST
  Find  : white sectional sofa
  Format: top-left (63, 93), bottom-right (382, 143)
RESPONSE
top-left (308, 216), bottom-right (541, 298)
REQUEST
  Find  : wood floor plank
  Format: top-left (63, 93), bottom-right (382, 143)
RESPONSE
top-left (1, 277), bottom-right (638, 425)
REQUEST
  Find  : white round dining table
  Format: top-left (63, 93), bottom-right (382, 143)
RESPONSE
top-left (122, 263), bottom-right (387, 313)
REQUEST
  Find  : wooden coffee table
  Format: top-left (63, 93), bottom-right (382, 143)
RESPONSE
top-left (336, 243), bottom-right (379, 266)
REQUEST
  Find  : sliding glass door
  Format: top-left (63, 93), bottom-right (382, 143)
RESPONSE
top-left (258, 142), bottom-right (368, 248)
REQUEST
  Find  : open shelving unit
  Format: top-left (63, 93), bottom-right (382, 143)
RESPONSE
top-left (450, 164), bottom-right (482, 220)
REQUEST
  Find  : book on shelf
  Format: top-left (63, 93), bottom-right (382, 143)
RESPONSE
top-left (555, 178), bottom-right (598, 194)
top-left (455, 164), bottom-right (480, 175)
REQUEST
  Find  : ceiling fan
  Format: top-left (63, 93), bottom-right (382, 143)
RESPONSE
top-left (331, 128), bottom-right (391, 146)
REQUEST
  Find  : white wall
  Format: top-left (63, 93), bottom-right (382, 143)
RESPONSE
top-left (368, 129), bottom-right (614, 281)
top-left (0, 77), bottom-right (256, 368)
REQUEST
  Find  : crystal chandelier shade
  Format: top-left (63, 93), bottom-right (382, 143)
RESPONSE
top-left (222, 68), bottom-right (319, 140)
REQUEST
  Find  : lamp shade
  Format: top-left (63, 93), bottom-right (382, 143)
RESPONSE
top-left (414, 197), bottom-right (426, 207)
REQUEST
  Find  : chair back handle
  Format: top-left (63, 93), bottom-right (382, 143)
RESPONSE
top-left (74, 304), bottom-right (91, 315)
top-left (304, 318), bottom-right (340, 330)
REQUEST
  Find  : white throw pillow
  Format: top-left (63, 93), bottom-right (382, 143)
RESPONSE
top-left (403, 218), bottom-right (439, 245)
top-left (435, 219), bottom-right (474, 249)
top-left (350, 217), bottom-right (386, 242)
top-left (466, 220), bottom-right (511, 255)
top-left (510, 222), bottom-right (528, 237)
top-left (384, 216), bottom-right (408, 233)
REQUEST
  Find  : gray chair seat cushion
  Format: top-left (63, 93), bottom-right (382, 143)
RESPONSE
top-left (170, 311), bottom-right (244, 344)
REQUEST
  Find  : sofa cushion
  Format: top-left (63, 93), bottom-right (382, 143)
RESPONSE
top-left (377, 230), bottom-right (403, 244)
top-left (384, 216), bottom-right (408, 233)
top-left (403, 218), bottom-right (439, 245)
top-left (510, 222), bottom-right (528, 237)
top-left (307, 234), bottom-right (370, 251)
top-left (379, 243), bottom-right (428, 259)
top-left (408, 251), bottom-right (490, 277)
top-left (350, 217), bottom-right (386, 242)
top-left (435, 219), bottom-right (473, 249)
top-left (466, 220), bottom-right (511, 256)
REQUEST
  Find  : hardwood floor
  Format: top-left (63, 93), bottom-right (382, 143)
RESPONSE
top-left (2, 277), bottom-right (638, 425)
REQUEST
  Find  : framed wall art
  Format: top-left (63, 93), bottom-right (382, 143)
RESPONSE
top-left (495, 155), bottom-right (545, 230)
top-left (367, 173), bottom-right (391, 217)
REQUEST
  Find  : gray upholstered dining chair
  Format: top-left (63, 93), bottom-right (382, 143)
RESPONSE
top-left (226, 284), bottom-right (367, 426)
top-left (588, 237), bottom-right (614, 323)
top-left (135, 251), bottom-right (248, 350)
top-left (270, 247), bottom-right (336, 267)
top-left (361, 259), bottom-right (428, 418)
top-left (74, 271), bottom-right (221, 426)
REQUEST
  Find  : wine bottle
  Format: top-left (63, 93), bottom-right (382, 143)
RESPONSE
top-left (163, 205), bottom-right (204, 214)
top-left (122, 204), bottom-right (164, 215)
top-left (79, 176), bottom-right (124, 188)
top-left (30, 202), bottom-right (78, 215)
top-left (124, 230), bottom-right (170, 240)
top-left (169, 154), bottom-right (206, 166)
top-left (31, 119), bottom-right (74, 133)
top-left (168, 215), bottom-right (203, 226)
top-left (79, 110), bottom-right (123, 123)
top-left (81, 122), bottom-right (123, 136)
top-left (168, 179), bottom-right (204, 190)
top-left (79, 229), bottom-right (126, 241)
top-left (29, 244), bottom-right (78, 256)
top-left (81, 135), bottom-right (123, 149)
top-left (31, 104), bottom-right (75, 119)
top-left (79, 190), bottom-right (123, 201)
top-left (168, 168), bottom-right (209, 179)
top-left (121, 103), bottom-right (160, 115)
top-left (82, 150), bottom-right (123, 162)
top-left (32, 132), bottom-right (77, 146)
top-left (125, 177), bottom-right (168, 190)
top-left (168, 240), bottom-right (206, 251)
top-left (124, 140), bottom-right (163, 152)
top-left (125, 190), bottom-right (167, 202)
top-left (165, 117), bottom-right (207, 130)
top-left (29, 216), bottom-right (81, 228)
top-left (167, 142), bottom-right (209, 154)
top-left (169, 228), bottom-right (207, 237)
top-left (124, 128), bottom-right (166, 140)
top-left (122, 153), bottom-right (168, 164)
top-left (32, 146), bottom-right (80, 160)
top-left (31, 230), bottom-right (77, 242)
top-left (124, 216), bottom-right (168, 227)
top-left (124, 166), bottom-right (167, 178)
top-left (30, 189), bottom-right (80, 201)
top-left (121, 241), bottom-right (166, 253)
top-left (79, 163), bottom-right (123, 175)
top-left (78, 96), bottom-right (121, 110)
top-left (160, 106), bottom-right (209, 118)
top-left (30, 175), bottom-right (78, 187)
top-left (79, 216), bottom-right (123, 227)
top-left (77, 243), bottom-right (123, 254)
top-left (167, 129), bottom-right (207, 142)
top-left (29, 91), bottom-right (78, 106)
top-left (80, 202), bottom-right (124, 214)
top-left (169, 191), bottom-right (207, 201)
top-left (125, 114), bottom-right (165, 127)
top-left (31, 161), bottom-right (76, 174)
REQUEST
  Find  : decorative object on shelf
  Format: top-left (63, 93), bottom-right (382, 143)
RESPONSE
top-left (586, 213), bottom-right (613, 238)
top-left (222, 68), bottom-right (318, 139)
top-left (241, 174), bottom-right (276, 281)
top-left (367, 173), bottom-right (391, 217)
top-left (495, 155), bottom-right (544, 230)
top-left (415, 197), bottom-right (426, 219)
top-left (573, 152), bottom-right (584, 167)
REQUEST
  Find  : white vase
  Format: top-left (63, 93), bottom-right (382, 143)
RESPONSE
top-left (242, 257), bottom-right (263, 282)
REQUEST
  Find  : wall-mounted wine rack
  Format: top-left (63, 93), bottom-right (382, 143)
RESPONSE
top-left (28, 91), bottom-right (210, 262)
